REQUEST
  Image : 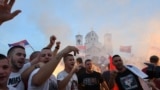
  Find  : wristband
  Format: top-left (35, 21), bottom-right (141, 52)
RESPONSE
top-left (55, 46), bottom-right (59, 49)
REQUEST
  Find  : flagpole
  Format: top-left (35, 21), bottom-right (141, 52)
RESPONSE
top-left (29, 45), bottom-right (35, 51)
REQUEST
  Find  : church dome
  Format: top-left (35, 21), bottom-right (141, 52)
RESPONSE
top-left (85, 30), bottom-right (98, 39)
top-left (85, 30), bottom-right (99, 44)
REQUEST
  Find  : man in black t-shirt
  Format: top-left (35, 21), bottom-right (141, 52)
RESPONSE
top-left (76, 57), bottom-right (86, 90)
top-left (76, 57), bottom-right (86, 77)
top-left (78, 59), bottom-right (109, 90)
top-left (111, 55), bottom-right (143, 90)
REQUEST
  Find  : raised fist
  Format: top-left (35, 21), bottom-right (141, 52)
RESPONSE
top-left (50, 35), bottom-right (56, 44)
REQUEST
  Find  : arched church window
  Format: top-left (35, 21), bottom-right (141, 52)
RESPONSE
top-left (77, 39), bottom-right (81, 44)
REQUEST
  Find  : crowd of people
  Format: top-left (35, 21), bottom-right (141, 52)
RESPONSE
top-left (1, 0), bottom-right (160, 90)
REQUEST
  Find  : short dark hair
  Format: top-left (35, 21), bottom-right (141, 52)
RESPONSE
top-left (7, 46), bottom-right (25, 57)
top-left (29, 51), bottom-right (40, 61)
top-left (63, 54), bottom-right (73, 62)
top-left (76, 57), bottom-right (83, 64)
top-left (41, 47), bottom-right (51, 51)
top-left (0, 53), bottom-right (7, 60)
top-left (85, 59), bottom-right (92, 64)
top-left (150, 55), bottom-right (159, 63)
top-left (112, 54), bottom-right (120, 59)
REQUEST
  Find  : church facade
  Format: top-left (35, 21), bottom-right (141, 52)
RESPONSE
top-left (76, 30), bottom-right (113, 67)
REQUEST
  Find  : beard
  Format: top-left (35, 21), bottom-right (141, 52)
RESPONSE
top-left (11, 58), bottom-right (22, 70)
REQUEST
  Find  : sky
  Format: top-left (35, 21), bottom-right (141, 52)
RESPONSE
top-left (1, 0), bottom-right (160, 60)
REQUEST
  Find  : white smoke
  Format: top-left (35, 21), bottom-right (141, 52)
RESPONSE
top-left (27, 0), bottom-right (160, 69)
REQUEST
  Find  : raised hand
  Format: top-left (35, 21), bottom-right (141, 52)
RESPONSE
top-left (61, 46), bottom-right (79, 56)
top-left (55, 41), bottom-right (60, 49)
top-left (56, 41), bottom-right (60, 46)
top-left (71, 65), bottom-right (80, 73)
top-left (0, 0), bottom-right (21, 25)
top-left (50, 35), bottom-right (56, 45)
top-left (45, 35), bottom-right (56, 49)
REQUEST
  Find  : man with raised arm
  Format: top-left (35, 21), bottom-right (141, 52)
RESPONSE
top-left (21, 35), bottom-right (60, 90)
top-left (57, 54), bottom-right (81, 90)
top-left (27, 46), bottom-right (79, 90)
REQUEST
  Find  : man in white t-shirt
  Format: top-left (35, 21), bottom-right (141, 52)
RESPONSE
top-left (57, 54), bottom-right (79, 90)
top-left (27, 47), bottom-right (58, 90)
top-left (7, 46), bottom-right (39, 90)
top-left (0, 54), bottom-right (16, 90)
top-left (28, 46), bottom-right (79, 90)
top-left (21, 35), bottom-right (59, 90)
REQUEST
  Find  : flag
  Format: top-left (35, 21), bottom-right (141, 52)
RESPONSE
top-left (8, 40), bottom-right (30, 47)
top-left (76, 45), bottom-right (86, 50)
top-left (108, 55), bottom-right (119, 90)
top-left (109, 55), bottom-right (116, 70)
top-left (120, 46), bottom-right (131, 53)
